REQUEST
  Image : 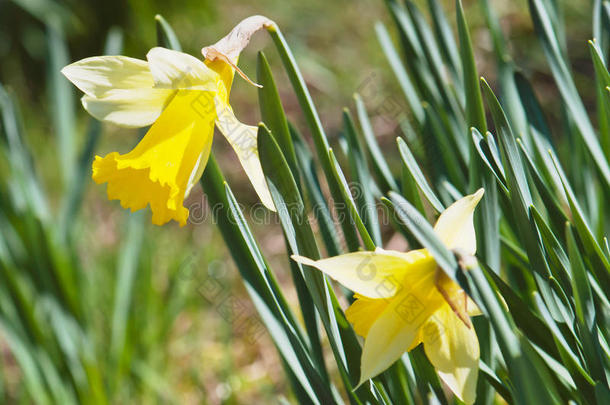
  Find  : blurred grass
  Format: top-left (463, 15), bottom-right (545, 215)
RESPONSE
top-left (0, 0), bottom-right (604, 403)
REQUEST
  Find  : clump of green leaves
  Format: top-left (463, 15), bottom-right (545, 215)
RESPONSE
top-left (198, 0), bottom-right (610, 403)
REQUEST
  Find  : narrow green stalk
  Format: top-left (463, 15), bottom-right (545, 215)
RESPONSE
top-left (266, 24), bottom-right (361, 251)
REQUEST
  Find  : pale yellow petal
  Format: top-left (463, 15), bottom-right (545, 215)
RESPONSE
top-left (433, 188), bottom-right (484, 255)
top-left (62, 55), bottom-right (177, 127)
top-left (146, 47), bottom-right (218, 91)
top-left (423, 305), bottom-right (480, 405)
top-left (214, 98), bottom-right (275, 211)
top-left (466, 296), bottom-right (482, 317)
top-left (292, 248), bottom-right (436, 299)
top-left (61, 55), bottom-right (153, 97)
top-left (358, 276), bottom-right (445, 385)
top-left (92, 90), bottom-right (215, 226)
top-left (81, 88), bottom-right (176, 128)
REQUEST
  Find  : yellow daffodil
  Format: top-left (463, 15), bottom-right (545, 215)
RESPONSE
top-left (62, 16), bottom-right (276, 225)
top-left (292, 189), bottom-right (485, 404)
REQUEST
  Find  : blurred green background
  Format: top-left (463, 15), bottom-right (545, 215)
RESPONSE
top-left (0, 0), bottom-right (600, 403)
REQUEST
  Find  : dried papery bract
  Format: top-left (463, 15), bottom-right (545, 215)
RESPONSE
top-left (202, 15), bottom-right (276, 87)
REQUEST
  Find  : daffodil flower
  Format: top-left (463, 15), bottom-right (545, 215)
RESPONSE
top-left (292, 189), bottom-right (485, 404)
top-left (62, 16), bottom-right (276, 225)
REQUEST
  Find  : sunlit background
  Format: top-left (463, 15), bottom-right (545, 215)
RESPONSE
top-left (0, 0), bottom-right (599, 403)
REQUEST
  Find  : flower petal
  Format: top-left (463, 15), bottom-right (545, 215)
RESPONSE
top-left (423, 305), bottom-right (480, 405)
top-left (358, 275), bottom-right (445, 385)
top-left (92, 90), bottom-right (215, 226)
top-left (214, 99), bottom-right (275, 210)
top-left (433, 188), bottom-right (484, 255)
top-left (81, 88), bottom-right (176, 128)
top-left (62, 55), bottom-right (177, 127)
top-left (466, 296), bottom-right (482, 317)
top-left (61, 56), bottom-right (154, 97)
top-left (292, 248), bottom-right (435, 300)
top-left (146, 47), bottom-right (218, 91)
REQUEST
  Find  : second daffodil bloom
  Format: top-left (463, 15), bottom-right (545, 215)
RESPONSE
top-left (62, 16), bottom-right (276, 225)
top-left (292, 189), bottom-right (485, 404)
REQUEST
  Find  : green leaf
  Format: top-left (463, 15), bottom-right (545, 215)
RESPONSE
top-left (466, 265), bottom-right (564, 404)
top-left (225, 184), bottom-right (336, 404)
top-left (404, 1), bottom-right (462, 123)
top-left (258, 123), bottom-right (375, 401)
top-left (481, 85), bottom-right (563, 325)
top-left (385, 0), bottom-right (441, 106)
top-left (268, 25), bottom-right (360, 250)
top-left (110, 211), bottom-right (145, 381)
top-left (566, 224), bottom-right (608, 385)
top-left (396, 137), bottom-right (444, 213)
top-left (47, 23), bottom-right (76, 189)
top-left (422, 104), bottom-right (467, 190)
top-left (549, 153), bottom-right (610, 287)
top-left (529, 0), bottom-right (610, 188)
top-left (342, 109), bottom-right (382, 246)
top-left (482, 264), bottom-right (560, 360)
top-left (456, 0), bottom-right (487, 133)
top-left (533, 292), bottom-right (596, 398)
top-left (481, 78), bottom-right (555, 284)
top-left (354, 95), bottom-right (399, 193)
top-left (257, 51), bottom-right (299, 178)
top-left (471, 129), bottom-right (509, 195)
top-left (328, 148), bottom-right (376, 251)
top-left (375, 22), bottom-right (424, 124)
top-left (0, 85), bottom-right (49, 220)
top-left (291, 126), bottom-right (343, 256)
top-left (0, 321), bottom-right (51, 405)
top-left (200, 155), bottom-right (334, 404)
top-left (514, 72), bottom-right (567, 199)
top-left (530, 207), bottom-right (571, 289)
top-left (589, 39), bottom-right (610, 158)
top-left (479, 360), bottom-right (512, 403)
top-left (155, 14), bottom-right (182, 51)
top-left (517, 138), bottom-right (568, 235)
top-left (409, 347), bottom-right (448, 405)
top-left (426, 0), bottom-right (461, 87)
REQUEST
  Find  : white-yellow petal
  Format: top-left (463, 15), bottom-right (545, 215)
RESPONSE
top-left (61, 56), bottom-right (154, 97)
top-left (81, 88), bottom-right (176, 128)
top-left (214, 98), bottom-right (275, 211)
top-left (433, 188), bottom-right (484, 255)
top-left (146, 47), bottom-right (218, 91)
top-left (423, 305), bottom-right (480, 405)
top-left (359, 277), bottom-right (444, 385)
top-left (292, 248), bottom-right (436, 300)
